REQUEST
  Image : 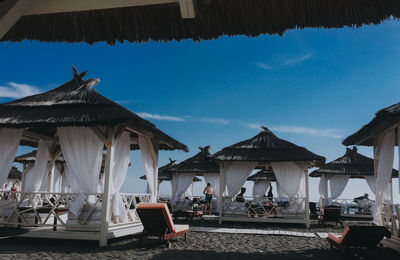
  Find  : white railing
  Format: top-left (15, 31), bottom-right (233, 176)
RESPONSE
top-left (0, 191), bottom-right (150, 229)
top-left (332, 198), bottom-right (373, 216)
top-left (382, 202), bottom-right (400, 238)
top-left (222, 196), bottom-right (307, 218)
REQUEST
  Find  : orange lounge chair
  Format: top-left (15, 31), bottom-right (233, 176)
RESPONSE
top-left (327, 225), bottom-right (391, 251)
top-left (136, 203), bottom-right (190, 247)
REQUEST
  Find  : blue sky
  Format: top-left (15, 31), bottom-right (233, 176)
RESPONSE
top-left (1, 19), bottom-right (400, 203)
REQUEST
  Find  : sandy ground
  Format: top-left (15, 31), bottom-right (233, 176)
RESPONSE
top-left (0, 223), bottom-right (398, 260)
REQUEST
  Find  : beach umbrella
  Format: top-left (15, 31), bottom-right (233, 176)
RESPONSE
top-left (7, 166), bottom-right (22, 181)
top-left (1, 0), bottom-right (399, 45)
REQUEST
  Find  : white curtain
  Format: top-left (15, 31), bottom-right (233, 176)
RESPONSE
top-left (252, 180), bottom-right (270, 202)
top-left (365, 175), bottom-right (376, 195)
top-left (97, 177), bottom-right (104, 193)
top-left (171, 173), bottom-right (195, 204)
top-left (24, 140), bottom-right (51, 192)
top-left (51, 164), bottom-right (62, 192)
top-left (318, 175), bottom-right (328, 206)
top-left (60, 171), bottom-right (69, 193)
top-left (372, 130), bottom-right (394, 225)
top-left (185, 183), bottom-right (193, 198)
top-left (222, 162), bottom-right (256, 197)
top-left (58, 127), bottom-right (103, 216)
top-left (139, 136), bottom-right (158, 203)
top-left (0, 128), bottom-right (22, 189)
top-left (276, 182), bottom-right (286, 197)
top-left (109, 131), bottom-right (130, 222)
top-left (271, 162), bottom-right (305, 197)
top-left (203, 173), bottom-right (220, 197)
top-left (328, 175), bottom-right (350, 204)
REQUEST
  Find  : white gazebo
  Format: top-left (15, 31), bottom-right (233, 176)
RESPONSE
top-left (0, 67), bottom-right (187, 246)
top-left (212, 126), bottom-right (325, 227)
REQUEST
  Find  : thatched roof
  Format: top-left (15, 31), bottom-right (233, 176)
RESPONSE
top-left (140, 158), bottom-right (202, 182)
top-left (212, 126), bottom-right (325, 166)
top-left (8, 166), bottom-right (22, 180)
top-left (309, 146), bottom-right (398, 178)
top-left (247, 168), bottom-right (276, 182)
top-left (1, 0), bottom-right (400, 45)
top-left (0, 67), bottom-right (187, 152)
top-left (14, 151), bottom-right (65, 164)
top-left (168, 146), bottom-right (219, 174)
top-left (343, 101), bottom-right (400, 146)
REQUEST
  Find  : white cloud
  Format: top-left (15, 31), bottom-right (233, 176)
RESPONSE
top-left (282, 52), bottom-right (312, 65)
top-left (136, 112), bottom-right (185, 122)
top-left (256, 62), bottom-right (272, 70)
top-left (199, 117), bottom-right (230, 125)
top-left (244, 123), bottom-right (342, 138)
top-left (0, 82), bottom-right (41, 98)
top-left (269, 125), bottom-right (341, 138)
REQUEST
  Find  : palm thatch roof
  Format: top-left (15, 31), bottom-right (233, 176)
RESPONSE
top-left (310, 146), bottom-right (398, 178)
top-left (8, 166), bottom-right (22, 180)
top-left (343, 101), bottom-right (400, 146)
top-left (1, 0), bottom-right (400, 45)
top-left (212, 126), bottom-right (325, 167)
top-left (0, 67), bottom-right (187, 152)
top-left (14, 151), bottom-right (65, 164)
top-left (168, 146), bottom-right (219, 174)
top-left (247, 168), bottom-right (276, 182)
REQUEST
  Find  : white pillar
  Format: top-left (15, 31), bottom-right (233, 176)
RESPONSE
top-left (305, 169), bottom-right (310, 228)
top-left (390, 178), bottom-right (393, 203)
top-left (21, 162), bottom-right (27, 192)
top-left (48, 159), bottom-right (55, 193)
top-left (151, 139), bottom-right (159, 203)
top-left (99, 127), bottom-right (115, 247)
top-left (218, 163), bottom-right (224, 224)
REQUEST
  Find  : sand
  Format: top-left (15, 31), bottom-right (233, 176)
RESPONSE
top-left (0, 223), bottom-right (398, 260)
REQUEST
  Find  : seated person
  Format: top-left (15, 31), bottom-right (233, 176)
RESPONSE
top-left (235, 187), bottom-right (246, 203)
top-left (353, 193), bottom-right (371, 202)
top-left (267, 183), bottom-right (273, 202)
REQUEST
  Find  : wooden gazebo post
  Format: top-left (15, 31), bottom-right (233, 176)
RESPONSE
top-left (218, 162), bottom-right (224, 224)
top-left (99, 127), bottom-right (115, 247)
top-left (304, 168), bottom-right (310, 228)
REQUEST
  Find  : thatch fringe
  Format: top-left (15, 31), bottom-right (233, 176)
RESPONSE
top-left (2, 0), bottom-right (400, 45)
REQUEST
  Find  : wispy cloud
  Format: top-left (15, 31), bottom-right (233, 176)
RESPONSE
top-left (256, 62), bottom-right (273, 70)
top-left (244, 123), bottom-right (342, 138)
top-left (199, 117), bottom-right (230, 125)
top-left (0, 82), bottom-right (41, 98)
top-left (282, 52), bottom-right (312, 65)
top-left (257, 52), bottom-right (312, 70)
top-left (136, 112), bottom-right (185, 122)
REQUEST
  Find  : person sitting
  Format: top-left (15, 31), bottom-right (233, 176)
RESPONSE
top-left (235, 187), bottom-right (246, 203)
top-left (353, 193), bottom-right (371, 202)
top-left (267, 183), bottom-right (273, 202)
top-left (10, 183), bottom-right (18, 200)
top-left (203, 183), bottom-right (214, 214)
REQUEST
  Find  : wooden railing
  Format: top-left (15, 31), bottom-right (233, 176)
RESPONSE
top-left (0, 191), bottom-right (150, 229)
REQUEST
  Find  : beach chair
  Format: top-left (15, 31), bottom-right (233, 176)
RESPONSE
top-left (319, 206), bottom-right (342, 226)
top-left (327, 225), bottom-right (391, 252)
top-left (136, 203), bottom-right (190, 248)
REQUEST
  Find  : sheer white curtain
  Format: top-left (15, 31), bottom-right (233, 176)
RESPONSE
top-left (318, 175), bottom-right (328, 206)
top-left (222, 162), bottom-right (256, 197)
top-left (252, 181), bottom-right (270, 202)
top-left (185, 183), bottom-right (193, 198)
top-left (58, 127), bottom-right (103, 216)
top-left (365, 176), bottom-right (391, 201)
top-left (373, 130), bottom-right (394, 225)
top-left (109, 131), bottom-right (130, 222)
top-left (139, 136), bottom-right (158, 203)
top-left (171, 173), bottom-right (195, 204)
top-left (24, 140), bottom-right (51, 192)
top-left (51, 164), bottom-right (62, 192)
top-left (203, 173), bottom-right (220, 197)
top-left (60, 171), bottom-right (70, 193)
top-left (271, 162), bottom-right (304, 197)
top-left (328, 175), bottom-right (350, 204)
top-left (0, 128), bottom-right (22, 189)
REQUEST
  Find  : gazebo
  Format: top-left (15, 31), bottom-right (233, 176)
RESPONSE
top-left (247, 168), bottom-right (276, 203)
top-left (139, 159), bottom-right (202, 198)
top-left (212, 126), bottom-right (325, 226)
top-left (2, 166), bottom-right (22, 190)
top-left (1, 1), bottom-right (400, 44)
top-left (343, 101), bottom-right (400, 225)
top-left (310, 146), bottom-right (398, 208)
top-left (167, 146), bottom-right (219, 204)
top-left (0, 67), bottom-right (187, 246)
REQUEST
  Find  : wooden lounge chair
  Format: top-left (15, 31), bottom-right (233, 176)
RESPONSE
top-left (136, 203), bottom-right (190, 248)
top-left (319, 206), bottom-right (342, 226)
top-left (327, 225), bottom-right (391, 252)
